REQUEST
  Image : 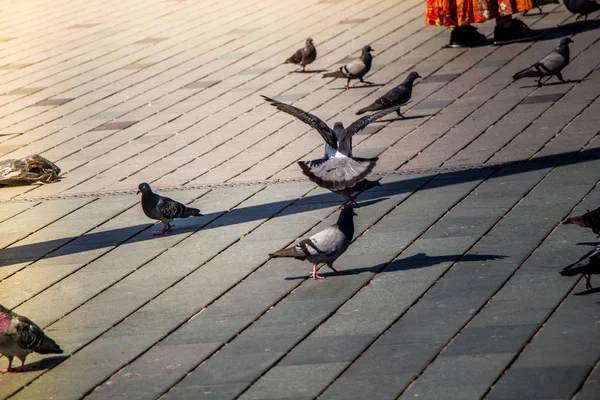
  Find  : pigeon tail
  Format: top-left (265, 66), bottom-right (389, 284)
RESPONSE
top-left (269, 247), bottom-right (306, 259)
top-left (298, 156), bottom-right (378, 191)
top-left (323, 68), bottom-right (346, 79)
top-left (562, 215), bottom-right (586, 227)
top-left (355, 104), bottom-right (380, 115)
top-left (513, 67), bottom-right (542, 80)
top-left (284, 52), bottom-right (301, 65)
top-left (181, 207), bottom-right (202, 218)
top-left (37, 335), bottom-right (63, 355)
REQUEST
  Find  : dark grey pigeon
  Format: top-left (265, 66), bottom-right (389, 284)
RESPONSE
top-left (561, 246), bottom-right (600, 290)
top-left (323, 45), bottom-right (374, 89)
top-left (563, 206), bottom-right (600, 237)
top-left (269, 206), bottom-right (356, 279)
top-left (523, 0), bottom-right (560, 15)
top-left (261, 95), bottom-right (400, 195)
top-left (137, 182), bottom-right (202, 236)
top-left (512, 38), bottom-right (573, 86)
top-left (356, 71), bottom-right (421, 116)
top-left (284, 38), bottom-right (317, 72)
top-left (333, 179), bottom-right (381, 210)
top-left (0, 304), bottom-right (63, 372)
top-left (563, 0), bottom-right (600, 20)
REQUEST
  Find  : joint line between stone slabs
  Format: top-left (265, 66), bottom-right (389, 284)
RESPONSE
top-left (571, 354), bottom-right (600, 399)
top-left (0, 201), bottom-right (39, 225)
top-left (1, 185), bottom-right (266, 398)
top-left (397, 167), bottom-right (600, 398)
top-left (478, 179), bottom-right (600, 399)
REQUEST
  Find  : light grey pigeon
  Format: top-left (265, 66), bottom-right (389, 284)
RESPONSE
top-left (512, 38), bottom-right (573, 86)
top-left (561, 246), bottom-right (600, 290)
top-left (356, 71), bottom-right (421, 116)
top-left (333, 179), bottom-right (381, 210)
top-left (137, 183), bottom-right (203, 236)
top-left (0, 304), bottom-right (63, 372)
top-left (563, 206), bottom-right (600, 237)
top-left (269, 206), bottom-right (356, 279)
top-left (261, 95), bottom-right (400, 194)
top-left (284, 38), bottom-right (317, 72)
top-left (323, 45), bottom-right (374, 89)
top-left (563, 0), bottom-right (600, 20)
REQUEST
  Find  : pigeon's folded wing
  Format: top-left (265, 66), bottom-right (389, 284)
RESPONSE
top-left (308, 226), bottom-right (345, 255)
top-left (344, 58), bottom-right (367, 77)
top-left (156, 197), bottom-right (185, 219)
top-left (261, 95), bottom-right (337, 149)
top-left (14, 316), bottom-right (44, 350)
top-left (537, 51), bottom-right (567, 73)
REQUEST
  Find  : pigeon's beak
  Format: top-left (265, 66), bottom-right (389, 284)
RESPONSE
top-left (136, 190), bottom-right (140, 194)
top-left (417, 74), bottom-right (422, 79)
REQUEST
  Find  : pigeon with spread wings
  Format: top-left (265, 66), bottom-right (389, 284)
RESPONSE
top-left (261, 95), bottom-right (399, 197)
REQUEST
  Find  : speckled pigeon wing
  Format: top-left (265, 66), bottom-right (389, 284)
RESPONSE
top-left (156, 196), bottom-right (186, 220)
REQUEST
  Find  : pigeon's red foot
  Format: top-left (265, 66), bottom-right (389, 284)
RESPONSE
top-left (0, 367), bottom-right (14, 373)
top-left (304, 66), bottom-right (311, 71)
top-left (153, 223), bottom-right (173, 236)
top-left (309, 265), bottom-right (325, 280)
top-left (345, 84), bottom-right (350, 90)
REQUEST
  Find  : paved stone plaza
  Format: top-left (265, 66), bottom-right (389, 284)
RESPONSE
top-left (0, 0), bottom-right (599, 398)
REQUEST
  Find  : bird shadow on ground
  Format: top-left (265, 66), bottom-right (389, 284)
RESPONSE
top-left (573, 287), bottom-right (600, 296)
top-left (2, 147), bottom-right (600, 268)
top-left (518, 79), bottom-right (584, 89)
top-left (328, 83), bottom-right (385, 90)
top-left (293, 69), bottom-right (327, 74)
top-left (534, 19), bottom-right (600, 42)
top-left (284, 252), bottom-right (507, 280)
top-left (18, 355), bottom-right (69, 372)
top-left (378, 114), bottom-right (434, 123)
top-left (577, 242), bottom-right (600, 247)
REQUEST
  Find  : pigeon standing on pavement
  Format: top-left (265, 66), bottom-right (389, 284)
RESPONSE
top-left (137, 183), bottom-right (203, 236)
top-left (560, 246), bottom-right (600, 290)
top-left (512, 38), bottom-right (573, 87)
top-left (284, 38), bottom-right (317, 72)
top-left (269, 206), bottom-right (356, 279)
top-left (0, 304), bottom-right (63, 373)
top-left (356, 71), bottom-right (422, 117)
top-left (323, 45), bottom-right (374, 89)
top-left (333, 179), bottom-right (381, 210)
top-left (563, 206), bottom-right (600, 236)
top-left (563, 0), bottom-right (600, 20)
top-left (261, 95), bottom-right (400, 197)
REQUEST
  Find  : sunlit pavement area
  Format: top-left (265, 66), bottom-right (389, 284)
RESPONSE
top-left (1, 0), bottom-right (600, 399)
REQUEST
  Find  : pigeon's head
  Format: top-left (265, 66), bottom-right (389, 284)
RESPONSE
top-left (333, 121), bottom-right (345, 132)
top-left (306, 38), bottom-right (314, 44)
top-left (137, 182), bottom-right (152, 195)
top-left (560, 37), bottom-right (573, 47)
top-left (362, 45), bottom-right (374, 54)
top-left (407, 71), bottom-right (422, 81)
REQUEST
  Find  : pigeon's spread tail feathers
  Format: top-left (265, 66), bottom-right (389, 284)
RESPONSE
top-left (37, 335), bottom-right (63, 355)
top-left (323, 68), bottom-right (346, 79)
top-left (298, 156), bottom-right (378, 191)
top-left (182, 207), bottom-right (202, 218)
top-left (563, 215), bottom-right (587, 227)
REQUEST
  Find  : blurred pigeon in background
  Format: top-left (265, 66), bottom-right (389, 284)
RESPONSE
top-left (356, 71), bottom-right (421, 117)
top-left (0, 304), bottom-right (63, 373)
top-left (563, 0), bottom-right (600, 20)
top-left (138, 183), bottom-right (203, 236)
top-left (269, 206), bottom-right (356, 279)
top-left (284, 38), bottom-right (317, 72)
top-left (512, 38), bottom-right (573, 86)
top-left (323, 45), bottom-right (374, 89)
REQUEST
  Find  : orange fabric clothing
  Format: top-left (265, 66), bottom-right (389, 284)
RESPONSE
top-left (426, 0), bottom-right (535, 27)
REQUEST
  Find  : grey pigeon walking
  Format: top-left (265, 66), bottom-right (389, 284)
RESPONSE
top-left (563, 0), bottom-right (600, 20)
top-left (333, 179), bottom-right (381, 210)
top-left (323, 45), bottom-right (374, 89)
top-left (356, 71), bottom-right (421, 117)
top-left (563, 206), bottom-right (600, 236)
top-left (560, 246), bottom-right (600, 290)
top-left (138, 183), bottom-right (203, 236)
top-left (261, 95), bottom-right (399, 195)
top-left (0, 304), bottom-right (63, 373)
top-left (269, 206), bottom-right (356, 279)
top-left (284, 38), bottom-right (317, 72)
top-left (512, 38), bottom-right (573, 87)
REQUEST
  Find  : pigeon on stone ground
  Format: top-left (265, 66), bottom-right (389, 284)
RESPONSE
top-left (563, 0), bottom-right (600, 20)
top-left (563, 206), bottom-right (600, 236)
top-left (269, 206), bottom-right (356, 279)
top-left (560, 246), bottom-right (600, 290)
top-left (0, 304), bottom-right (63, 373)
top-left (323, 45), bottom-right (374, 89)
top-left (523, 0), bottom-right (560, 15)
top-left (333, 179), bottom-right (381, 210)
top-left (137, 183), bottom-right (203, 236)
top-left (356, 71), bottom-right (421, 117)
top-left (261, 95), bottom-right (400, 194)
top-left (284, 38), bottom-right (317, 72)
top-left (512, 38), bottom-right (573, 87)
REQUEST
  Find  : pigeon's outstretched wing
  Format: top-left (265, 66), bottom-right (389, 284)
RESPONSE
top-left (298, 156), bottom-right (378, 191)
top-left (261, 95), bottom-right (337, 149)
top-left (342, 106), bottom-right (402, 140)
